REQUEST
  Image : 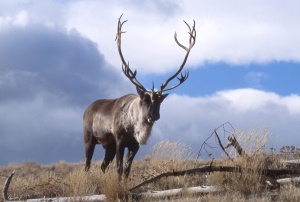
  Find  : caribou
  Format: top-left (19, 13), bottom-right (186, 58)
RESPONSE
top-left (83, 14), bottom-right (196, 178)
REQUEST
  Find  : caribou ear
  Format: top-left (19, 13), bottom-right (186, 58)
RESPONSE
top-left (160, 93), bottom-right (169, 103)
top-left (136, 87), bottom-right (145, 98)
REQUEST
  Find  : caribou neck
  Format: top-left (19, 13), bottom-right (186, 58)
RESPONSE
top-left (120, 95), bottom-right (153, 145)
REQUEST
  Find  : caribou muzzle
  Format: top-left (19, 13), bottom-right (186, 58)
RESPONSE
top-left (147, 110), bottom-right (160, 125)
top-left (146, 116), bottom-right (158, 125)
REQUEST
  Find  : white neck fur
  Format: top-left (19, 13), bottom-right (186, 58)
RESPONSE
top-left (123, 97), bottom-right (152, 145)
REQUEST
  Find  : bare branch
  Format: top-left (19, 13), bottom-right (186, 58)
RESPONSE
top-left (130, 165), bottom-right (300, 193)
top-left (196, 122), bottom-right (233, 164)
top-left (2, 171), bottom-right (14, 201)
top-left (215, 130), bottom-right (234, 162)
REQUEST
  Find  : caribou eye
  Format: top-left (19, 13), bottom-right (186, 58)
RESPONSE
top-left (143, 94), bottom-right (151, 104)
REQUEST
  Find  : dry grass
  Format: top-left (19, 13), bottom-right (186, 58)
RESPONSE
top-left (208, 128), bottom-right (273, 195)
top-left (1, 130), bottom-right (300, 201)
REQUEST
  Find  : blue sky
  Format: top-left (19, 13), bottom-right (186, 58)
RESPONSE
top-left (0, 0), bottom-right (299, 165)
top-left (142, 62), bottom-right (300, 96)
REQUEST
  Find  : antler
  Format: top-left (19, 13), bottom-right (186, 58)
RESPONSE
top-left (116, 14), bottom-right (147, 92)
top-left (157, 20), bottom-right (196, 93)
top-left (116, 15), bottom-right (196, 94)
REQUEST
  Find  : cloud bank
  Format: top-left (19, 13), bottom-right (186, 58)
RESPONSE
top-left (0, 22), bottom-right (129, 165)
top-left (66, 0), bottom-right (300, 73)
top-left (2, 1), bottom-right (299, 74)
top-left (154, 89), bottom-right (300, 151)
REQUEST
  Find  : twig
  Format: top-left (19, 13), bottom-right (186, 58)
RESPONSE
top-left (215, 130), bottom-right (234, 161)
top-left (196, 122), bottom-right (233, 163)
top-left (2, 170), bottom-right (14, 201)
top-left (208, 158), bottom-right (215, 174)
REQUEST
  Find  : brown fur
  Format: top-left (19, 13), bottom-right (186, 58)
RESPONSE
top-left (83, 89), bottom-right (167, 178)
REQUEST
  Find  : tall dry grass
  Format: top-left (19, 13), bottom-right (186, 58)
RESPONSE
top-left (134, 140), bottom-right (202, 192)
top-left (0, 140), bottom-right (199, 201)
top-left (1, 130), bottom-right (300, 201)
top-left (208, 128), bottom-right (282, 195)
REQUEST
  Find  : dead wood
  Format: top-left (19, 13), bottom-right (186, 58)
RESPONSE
top-left (215, 130), bottom-right (234, 161)
top-left (2, 171), bottom-right (14, 201)
top-left (129, 165), bottom-right (300, 192)
top-left (129, 166), bottom-right (240, 192)
top-left (132, 185), bottom-right (220, 199)
top-left (4, 195), bottom-right (107, 202)
top-left (283, 159), bottom-right (300, 169)
top-left (227, 135), bottom-right (250, 158)
top-left (266, 176), bottom-right (300, 187)
top-left (196, 122), bottom-right (235, 162)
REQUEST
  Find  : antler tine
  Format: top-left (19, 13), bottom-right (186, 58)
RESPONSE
top-left (160, 69), bottom-right (189, 92)
top-left (151, 82), bottom-right (155, 92)
top-left (183, 20), bottom-right (196, 46)
top-left (158, 20), bottom-right (196, 93)
top-left (116, 14), bottom-right (148, 92)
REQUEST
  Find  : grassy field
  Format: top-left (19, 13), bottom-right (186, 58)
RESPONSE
top-left (1, 129), bottom-right (300, 201)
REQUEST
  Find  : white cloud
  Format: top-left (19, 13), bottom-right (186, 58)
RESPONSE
top-left (0, 23), bottom-right (130, 165)
top-left (154, 89), bottom-right (300, 150)
top-left (65, 0), bottom-right (300, 73)
top-left (0, 10), bottom-right (28, 28)
top-left (1, 1), bottom-right (299, 74)
top-left (66, 0), bottom-right (184, 74)
top-left (0, 0), bottom-right (67, 27)
top-left (13, 10), bottom-right (29, 26)
top-left (282, 95), bottom-right (300, 115)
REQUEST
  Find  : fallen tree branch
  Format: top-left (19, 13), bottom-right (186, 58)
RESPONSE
top-left (130, 166), bottom-right (241, 192)
top-left (132, 185), bottom-right (220, 199)
top-left (3, 195), bottom-right (107, 202)
top-left (133, 176), bottom-right (300, 200)
top-left (132, 176), bottom-right (300, 200)
top-left (130, 165), bottom-right (300, 192)
top-left (266, 176), bottom-right (300, 187)
top-left (282, 159), bottom-right (300, 168)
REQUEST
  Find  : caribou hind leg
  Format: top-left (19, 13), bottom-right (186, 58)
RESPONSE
top-left (84, 130), bottom-right (96, 172)
top-left (101, 141), bottom-right (116, 173)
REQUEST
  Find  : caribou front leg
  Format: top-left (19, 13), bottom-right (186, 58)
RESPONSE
top-left (116, 141), bottom-right (125, 179)
top-left (124, 141), bottom-right (139, 178)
